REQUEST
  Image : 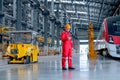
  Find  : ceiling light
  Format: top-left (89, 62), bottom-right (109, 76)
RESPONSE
top-left (66, 10), bottom-right (87, 14)
top-left (77, 11), bottom-right (87, 14)
top-left (74, 22), bottom-right (88, 25)
top-left (80, 18), bottom-right (88, 21)
top-left (73, 1), bottom-right (86, 5)
top-left (66, 10), bottom-right (75, 13)
top-left (71, 18), bottom-right (78, 20)
top-left (61, 0), bottom-right (71, 3)
top-left (79, 1), bottom-right (86, 5)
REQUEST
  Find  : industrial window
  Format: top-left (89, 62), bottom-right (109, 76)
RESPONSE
top-left (113, 21), bottom-right (120, 32)
top-left (111, 21), bottom-right (120, 35)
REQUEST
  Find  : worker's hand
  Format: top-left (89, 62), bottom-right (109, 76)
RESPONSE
top-left (72, 48), bottom-right (74, 51)
top-left (72, 48), bottom-right (75, 53)
top-left (68, 36), bottom-right (71, 40)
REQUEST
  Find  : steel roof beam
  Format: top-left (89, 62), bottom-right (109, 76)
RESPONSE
top-left (97, 0), bottom-right (105, 29)
top-left (48, 2), bottom-right (101, 9)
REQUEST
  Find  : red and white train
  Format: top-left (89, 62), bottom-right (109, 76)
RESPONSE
top-left (95, 15), bottom-right (120, 58)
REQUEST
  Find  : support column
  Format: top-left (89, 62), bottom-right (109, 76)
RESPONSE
top-left (11, 0), bottom-right (16, 27)
top-left (63, 11), bottom-right (66, 25)
top-left (51, 23), bottom-right (55, 47)
top-left (56, 27), bottom-right (60, 47)
top-left (16, 0), bottom-right (22, 30)
top-left (22, 5), bottom-right (27, 30)
top-left (56, 3), bottom-right (61, 53)
top-left (44, 0), bottom-right (48, 46)
top-left (56, 4), bottom-right (60, 47)
top-left (0, 0), bottom-right (3, 13)
top-left (13, 0), bottom-right (16, 18)
top-left (33, 9), bottom-right (39, 31)
top-left (0, 0), bottom-right (3, 25)
top-left (71, 21), bottom-right (74, 34)
top-left (44, 0), bottom-right (48, 55)
top-left (51, 0), bottom-right (55, 47)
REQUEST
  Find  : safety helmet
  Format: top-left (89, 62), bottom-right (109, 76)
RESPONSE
top-left (65, 24), bottom-right (71, 29)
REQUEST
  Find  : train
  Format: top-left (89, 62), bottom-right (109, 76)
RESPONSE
top-left (95, 15), bottom-right (120, 58)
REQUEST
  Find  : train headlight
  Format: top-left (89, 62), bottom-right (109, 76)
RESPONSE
top-left (109, 36), bottom-right (114, 44)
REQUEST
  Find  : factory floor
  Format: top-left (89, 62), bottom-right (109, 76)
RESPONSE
top-left (0, 53), bottom-right (120, 80)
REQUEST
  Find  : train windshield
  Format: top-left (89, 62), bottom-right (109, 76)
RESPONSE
top-left (108, 21), bottom-right (120, 35)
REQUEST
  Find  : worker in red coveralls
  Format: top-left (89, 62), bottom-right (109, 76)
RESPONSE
top-left (60, 24), bottom-right (75, 70)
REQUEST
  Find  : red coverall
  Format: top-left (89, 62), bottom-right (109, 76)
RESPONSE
top-left (61, 30), bottom-right (73, 68)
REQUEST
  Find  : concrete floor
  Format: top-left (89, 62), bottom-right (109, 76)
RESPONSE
top-left (0, 53), bottom-right (120, 80)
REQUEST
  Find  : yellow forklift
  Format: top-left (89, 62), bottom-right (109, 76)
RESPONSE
top-left (7, 31), bottom-right (40, 64)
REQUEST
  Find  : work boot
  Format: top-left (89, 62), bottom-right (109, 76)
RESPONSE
top-left (68, 67), bottom-right (75, 70)
top-left (62, 67), bottom-right (67, 70)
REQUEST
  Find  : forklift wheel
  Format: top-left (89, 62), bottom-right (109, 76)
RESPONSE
top-left (8, 61), bottom-right (11, 64)
top-left (37, 53), bottom-right (40, 56)
top-left (24, 56), bottom-right (30, 64)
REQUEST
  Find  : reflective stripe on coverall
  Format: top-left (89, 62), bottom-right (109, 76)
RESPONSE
top-left (61, 31), bottom-right (73, 68)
